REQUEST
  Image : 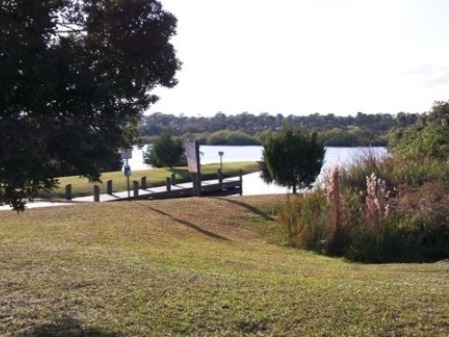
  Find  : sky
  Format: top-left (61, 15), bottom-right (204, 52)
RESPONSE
top-left (149, 0), bottom-right (449, 117)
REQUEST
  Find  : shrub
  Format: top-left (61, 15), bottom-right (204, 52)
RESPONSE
top-left (396, 181), bottom-right (449, 261)
top-left (346, 216), bottom-right (420, 263)
top-left (263, 126), bottom-right (325, 194)
top-left (275, 100), bottom-right (449, 263)
top-left (206, 130), bottom-right (260, 145)
top-left (277, 192), bottom-right (329, 252)
top-left (340, 149), bottom-right (392, 192)
top-left (277, 165), bottom-right (447, 263)
top-left (143, 131), bottom-right (186, 168)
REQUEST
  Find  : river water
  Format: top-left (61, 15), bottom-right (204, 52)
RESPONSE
top-left (128, 145), bottom-right (387, 195)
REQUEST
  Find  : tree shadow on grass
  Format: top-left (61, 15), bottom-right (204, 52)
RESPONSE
top-left (216, 197), bottom-right (275, 221)
top-left (18, 315), bottom-right (120, 337)
top-left (135, 201), bottom-right (230, 241)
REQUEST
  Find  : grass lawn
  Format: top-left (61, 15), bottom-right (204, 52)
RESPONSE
top-left (1, 195), bottom-right (449, 336)
top-left (42, 161), bottom-right (259, 199)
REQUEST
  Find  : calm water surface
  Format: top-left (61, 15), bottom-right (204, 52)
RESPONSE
top-left (129, 145), bottom-right (387, 195)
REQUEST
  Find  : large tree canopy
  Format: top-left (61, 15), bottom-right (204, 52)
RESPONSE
top-left (0, 0), bottom-right (180, 210)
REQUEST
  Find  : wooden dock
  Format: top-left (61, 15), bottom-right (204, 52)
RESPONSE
top-left (72, 176), bottom-right (243, 203)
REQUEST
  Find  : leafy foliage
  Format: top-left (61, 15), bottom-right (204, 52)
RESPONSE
top-left (140, 111), bottom-right (417, 146)
top-left (143, 131), bottom-right (185, 168)
top-left (206, 130), bottom-right (260, 145)
top-left (393, 101), bottom-right (449, 161)
top-left (0, 0), bottom-right (180, 210)
top-left (262, 126), bottom-right (325, 194)
top-left (275, 100), bottom-right (449, 262)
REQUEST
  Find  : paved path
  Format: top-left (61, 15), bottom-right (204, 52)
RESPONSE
top-left (0, 201), bottom-right (76, 211)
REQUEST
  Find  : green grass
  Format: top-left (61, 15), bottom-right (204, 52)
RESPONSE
top-left (1, 195), bottom-right (449, 336)
top-left (42, 161), bottom-right (259, 199)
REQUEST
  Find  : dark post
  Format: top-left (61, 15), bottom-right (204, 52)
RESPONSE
top-left (192, 173), bottom-right (200, 196)
top-left (141, 176), bottom-right (147, 189)
top-left (190, 173), bottom-right (196, 196)
top-left (65, 184), bottom-right (72, 200)
top-left (124, 159), bottom-right (131, 199)
top-left (239, 169), bottom-right (243, 196)
top-left (94, 185), bottom-right (100, 202)
top-left (218, 151), bottom-right (224, 172)
top-left (133, 181), bottom-right (139, 198)
top-left (166, 177), bottom-right (171, 193)
top-left (217, 169), bottom-right (223, 185)
top-left (107, 180), bottom-right (113, 195)
top-left (195, 140), bottom-right (202, 196)
top-left (171, 173), bottom-right (176, 185)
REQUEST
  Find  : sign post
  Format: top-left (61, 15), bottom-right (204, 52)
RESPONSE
top-left (185, 140), bottom-right (201, 196)
top-left (120, 149), bottom-right (133, 199)
top-left (218, 151), bottom-right (224, 172)
top-left (124, 161), bottom-right (131, 199)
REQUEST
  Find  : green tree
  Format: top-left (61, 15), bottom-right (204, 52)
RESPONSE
top-left (262, 126), bottom-right (326, 194)
top-left (144, 131), bottom-right (185, 168)
top-left (393, 101), bottom-right (449, 161)
top-left (0, 0), bottom-right (180, 210)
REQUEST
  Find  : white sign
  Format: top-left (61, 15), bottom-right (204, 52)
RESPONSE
top-left (185, 141), bottom-right (199, 173)
top-left (120, 148), bottom-right (133, 160)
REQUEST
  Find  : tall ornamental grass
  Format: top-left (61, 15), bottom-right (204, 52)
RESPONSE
top-left (278, 153), bottom-right (449, 263)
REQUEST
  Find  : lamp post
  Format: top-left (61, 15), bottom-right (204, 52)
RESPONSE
top-left (218, 151), bottom-right (224, 171)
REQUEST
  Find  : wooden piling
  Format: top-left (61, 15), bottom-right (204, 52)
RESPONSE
top-left (65, 184), bottom-right (72, 200)
top-left (107, 180), bottom-right (113, 195)
top-left (141, 176), bottom-right (147, 189)
top-left (94, 185), bottom-right (100, 202)
top-left (133, 181), bottom-right (139, 198)
top-left (166, 177), bottom-right (171, 193)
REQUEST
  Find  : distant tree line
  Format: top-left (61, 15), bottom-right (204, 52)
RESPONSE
top-left (140, 111), bottom-right (419, 146)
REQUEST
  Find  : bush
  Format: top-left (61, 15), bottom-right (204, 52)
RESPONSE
top-left (275, 101), bottom-right (449, 263)
top-left (262, 126), bottom-right (325, 194)
top-left (277, 192), bottom-right (329, 252)
top-left (346, 216), bottom-right (420, 263)
top-left (206, 130), bottom-right (260, 145)
top-left (396, 181), bottom-right (449, 260)
top-left (143, 131), bottom-right (186, 168)
top-left (340, 149), bottom-right (392, 191)
top-left (277, 163), bottom-right (449, 263)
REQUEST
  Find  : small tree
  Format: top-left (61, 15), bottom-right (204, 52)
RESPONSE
top-left (144, 131), bottom-right (185, 168)
top-left (262, 126), bottom-right (325, 194)
top-left (393, 101), bottom-right (449, 162)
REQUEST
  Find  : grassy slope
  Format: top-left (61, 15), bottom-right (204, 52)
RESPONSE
top-left (1, 195), bottom-right (449, 336)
